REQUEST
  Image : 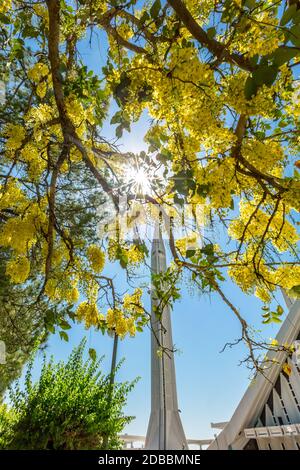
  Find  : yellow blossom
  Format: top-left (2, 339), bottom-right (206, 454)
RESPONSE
top-left (87, 244), bottom-right (105, 273)
top-left (4, 124), bottom-right (26, 151)
top-left (123, 288), bottom-right (143, 314)
top-left (282, 362), bottom-right (292, 376)
top-left (0, 0), bottom-right (12, 14)
top-left (6, 256), bottom-right (30, 284)
top-left (28, 63), bottom-right (49, 83)
top-left (76, 301), bottom-right (103, 329)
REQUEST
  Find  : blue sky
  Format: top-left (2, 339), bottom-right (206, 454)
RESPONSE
top-left (14, 19), bottom-right (292, 442)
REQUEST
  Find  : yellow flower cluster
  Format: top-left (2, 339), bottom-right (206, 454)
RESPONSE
top-left (229, 254), bottom-right (300, 303)
top-left (127, 245), bottom-right (144, 263)
top-left (33, 3), bottom-right (49, 25)
top-left (0, 0), bottom-right (12, 14)
top-left (282, 362), bottom-right (292, 376)
top-left (76, 301), bottom-right (104, 329)
top-left (194, 158), bottom-right (237, 209)
top-left (285, 81), bottom-right (300, 124)
top-left (108, 239), bottom-right (144, 265)
top-left (229, 12), bottom-right (284, 58)
top-left (228, 259), bottom-right (270, 297)
top-left (185, 0), bottom-right (214, 25)
top-left (27, 103), bottom-right (55, 126)
top-left (0, 179), bottom-right (27, 212)
top-left (228, 200), bottom-right (299, 253)
top-left (0, 203), bottom-right (47, 255)
top-left (103, 288), bottom-right (144, 338)
top-left (45, 277), bottom-right (80, 304)
top-left (4, 124), bottom-right (26, 151)
top-left (28, 62), bottom-right (49, 83)
top-left (6, 256), bottom-right (30, 284)
top-left (123, 288), bottom-right (144, 314)
top-left (87, 244), bottom-right (105, 273)
top-left (255, 286), bottom-right (271, 304)
top-left (242, 140), bottom-right (284, 177)
top-left (272, 265), bottom-right (300, 293)
top-left (65, 95), bottom-right (87, 137)
top-left (282, 181), bottom-right (300, 212)
top-left (222, 73), bottom-right (276, 117)
top-left (117, 22), bottom-right (133, 40)
top-left (20, 142), bottom-right (47, 180)
top-left (175, 234), bottom-right (198, 256)
top-left (106, 308), bottom-right (136, 337)
top-left (36, 82), bottom-right (47, 99)
top-left (168, 48), bottom-right (214, 88)
top-left (66, 286), bottom-right (80, 303)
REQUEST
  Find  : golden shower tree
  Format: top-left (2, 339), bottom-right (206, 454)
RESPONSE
top-left (0, 0), bottom-right (300, 368)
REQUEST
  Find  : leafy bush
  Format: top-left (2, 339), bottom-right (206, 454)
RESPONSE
top-left (0, 339), bottom-right (136, 450)
top-left (0, 403), bottom-right (15, 448)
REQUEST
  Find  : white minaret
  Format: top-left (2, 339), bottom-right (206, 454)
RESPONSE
top-left (145, 223), bottom-right (187, 450)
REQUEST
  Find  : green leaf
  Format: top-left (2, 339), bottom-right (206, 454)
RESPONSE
top-left (201, 243), bottom-right (214, 256)
top-left (273, 46), bottom-right (300, 66)
top-left (115, 124), bottom-right (123, 139)
top-left (271, 317), bottom-right (282, 324)
top-left (186, 249), bottom-right (196, 259)
top-left (253, 65), bottom-right (278, 87)
top-left (47, 324), bottom-right (55, 334)
top-left (157, 149), bottom-right (172, 164)
top-left (290, 285), bottom-right (300, 298)
top-left (276, 305), bottom-right (284, 316)
top-left (293, 10), bottom-right (300, 24)
top-left (244, 0), bottom-right (256, 9)
top-left (290, 24), bottom-right (300, 47)
top-left (244, 76), bottom-right (258, 99)
top-left (110, 111), bottom-right (122, 124)
top-left (89, 348), bottom-right (97, 361)
top-left (174, 194), bottom-right (184, 206)
top-left (0, 13), bottom-right (10, 24)
top-left (113, 73), bottom-right (131, 105)
top-left (196, 183), bottom-right (210, 197)
top-left (60, 320), bottom-right (71, 330)
top-left (206, 27), bottom-right (216, 40)
top-left (150, 0), bottom-right (161, 19)
top-left (280, 4), bottom-right (297, 26)
top-left (59, 331), bottom-right (69, 342)
top-left (120, 256), bottom-right (128, 269)
top-left (139, 11), bottom-right (150, 26)
top-left (22, 25), bottom-right (39, 39)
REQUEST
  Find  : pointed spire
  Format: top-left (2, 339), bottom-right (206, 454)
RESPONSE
top-left (146, 221), bottom-right (187, 450)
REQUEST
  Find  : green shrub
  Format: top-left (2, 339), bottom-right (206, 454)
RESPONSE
top-left (0, 339), bottom-right (136, 449)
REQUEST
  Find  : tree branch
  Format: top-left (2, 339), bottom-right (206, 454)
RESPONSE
top-left (167, 0), bottom-right (254, 72)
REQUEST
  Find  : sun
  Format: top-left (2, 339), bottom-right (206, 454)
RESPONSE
top-left (124, 165), bottom-right (151, 194)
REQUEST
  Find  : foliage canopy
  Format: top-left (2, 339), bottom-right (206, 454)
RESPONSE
top-left (0, 0), bottom-right (300, 368)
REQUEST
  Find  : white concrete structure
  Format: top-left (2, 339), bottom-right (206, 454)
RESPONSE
top-left (145, 224), bottom-right (187, 450)
top-left (209, 297), bottom-right (300, 450)
top-left (121, 434), bottom-right (212, 450)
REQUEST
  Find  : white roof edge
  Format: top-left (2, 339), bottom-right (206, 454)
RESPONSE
top-left (208, 300), bottom-right (300, 450)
